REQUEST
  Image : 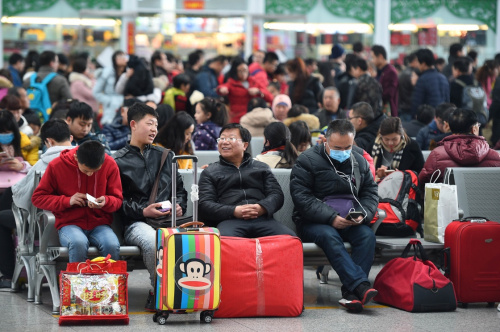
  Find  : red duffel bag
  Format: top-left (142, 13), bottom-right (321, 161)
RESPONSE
top-left (373, 239), bottom-right (456, 312)
top-left (214, 235), bottom-right (303, 318)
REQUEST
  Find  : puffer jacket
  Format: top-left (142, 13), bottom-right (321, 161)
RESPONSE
top-left (192, 121), bottom-right (220, 151)
top-left (240, 107), bottom-right (277, 137)
top-left (113, 144), bottom-right (187, 225)
top-left (290, 144), bottom-right (378, 229)
top-left (198, 153), bottom-right (284, 226)
top-left (411, 68), bottom-right (449, 117)
top-left (93, 66), bottom-right (124, 125)
top-left (418, 134), bottom-right (500, 188)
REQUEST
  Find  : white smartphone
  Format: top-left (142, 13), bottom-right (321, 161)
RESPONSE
top-left (86, 193), bottom-right (98, 205)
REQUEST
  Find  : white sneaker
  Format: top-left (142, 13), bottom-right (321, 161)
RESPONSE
top-left (497, 303), bottom-right (500, 312)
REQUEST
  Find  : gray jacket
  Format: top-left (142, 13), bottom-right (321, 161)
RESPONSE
top-left (23, 66), bottom-right (72, 105)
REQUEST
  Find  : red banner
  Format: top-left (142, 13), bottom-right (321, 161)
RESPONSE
top-left (127, 22), bottom-right (135, 55)
top-left (184, 0), bottom-right (205, 9)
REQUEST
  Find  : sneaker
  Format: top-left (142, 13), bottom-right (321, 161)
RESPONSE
top-left (339, 288), bottom-right (363, 313)
top-left (354, 282), bottom-right (378, 305)
top-left (144, 290), bottom-right (156, 312)
top-left (0, 277), bottom-right (12, 292)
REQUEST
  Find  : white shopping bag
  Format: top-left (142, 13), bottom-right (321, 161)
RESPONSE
top-left (424, 170), bottom-right (459, 243)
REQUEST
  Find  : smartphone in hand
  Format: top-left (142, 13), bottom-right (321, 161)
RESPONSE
top-left (346, 211), bottom-right (365, 223)
top-left (86, 193), bottom-right (99, 205)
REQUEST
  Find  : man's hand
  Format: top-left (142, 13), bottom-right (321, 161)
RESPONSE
top-left (332, 215), bottom-right (360, 229)
top-left (234, 204), bottom-right (266, 220)
top-left (143, 203), bottom-right (171, 218)
top-left (88, 196), bottom-right (106, 209)
top-left (70, 193), bottom-right (87, 207)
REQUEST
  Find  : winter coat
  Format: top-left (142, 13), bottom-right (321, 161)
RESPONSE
top-left (411, 68), bottom-right (449, 117)
top-left (192, 67), bottom-right (219, 98)
top-left (198, 153), bottom-right (284, 226)
top-left (418, 134), bottom-right (500, 188)
top-left (288, 76), bottom-right (324, 114)
top-left (69, 72), bottom-right (98, 111)
top-left (93, 66), bottom-right (124, 125)
top-left (23, 66), bottom-right (72, 105)
top-left (283, 114), bottom-right (320, 131)
top-left (31, 147), bottom-right (123, 230)
top-left (403, 119), bottom-right (427, 138)
top-left (373, 138), bottom-right (425, 173)
top-left (20, 132), bottom-right (39, 166)
top-left (315, 108), bottom-right (347, 129)
top-left (290, 144), bottom-right (378, 228)
top-left (101, 116), bottom-right (130, 151)
top-left (240, 107), bottom-right (277, 137)
top-left (415, 120), bottom-right (451, 151)
top-left (377, 64), bottom-right (399, 117)
top-left (354, 73), bottom-right (383, 116)
top-left (192, 121), bottom-right (221, 151)
top-left (355, 114), bottom-right (386, 155)
top-left (450, 74), bottom-right (474, 108)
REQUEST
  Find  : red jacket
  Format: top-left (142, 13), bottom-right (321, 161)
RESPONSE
top-left (418, 135), bottom-right (500, 187)
top-left (32, 147), bottom-right (123, 230)
top-left (378, 64), bottom-right (399, 117)
top-left (248, 62), bottom-right (269, 89)
top-left (217, 77), bottom-right (273, 123)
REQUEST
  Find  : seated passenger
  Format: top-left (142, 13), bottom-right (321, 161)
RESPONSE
top-left (101, 98), bottom-right (138, 151)
top-left (240, 97), bottom-right (277, 137)
top-left (255, 122), bottom-right (298, 168)
top-left (113, 102), bottom-right (187, 311)
top-left (403, 104), bottom-right (435, 138)
top-left (371, 117), bottom-right (424, 181)
top-left (290, 119), bottom-right (379, 313)
top-left (348, 102), bottom-right (378, 155)
top-left (288, 120), bottom-right (312, 154)
top-left (66, 100), bottom-right (111, 155)
top-left (32, 140), bottom-right (123, 263)
top-left (315, 87), bottom-right (346, 129)
top-left (198, 123), bottom-right (296, 237)
top-left (283, 104), bottom-right (320, 131)
top-left (192, 97), bottom-right (228, 151)
top-left (419, 108), bottom-right (500, 187)
top-left (416, 103), bottom-right (454, 150)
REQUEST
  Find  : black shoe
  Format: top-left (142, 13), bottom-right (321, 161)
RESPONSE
top-left (0, 276), bottom-right (12, 292)
top-left (144, 290), bottom-right (156, 312)
top-left (339, 289), bottom-right (363, 313)
top-left (354, 282), bottom-right (378, 305)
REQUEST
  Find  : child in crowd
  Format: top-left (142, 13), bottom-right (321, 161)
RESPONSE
top-left (32, 140), bottom-right (123, 262)
top-left (163, 74), bottom-right (190, 112)
top-left (192, 97), bottom-right (228, 151)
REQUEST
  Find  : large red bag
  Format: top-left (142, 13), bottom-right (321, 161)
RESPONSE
top-left (374, 239), bottom-right (456, 312)
top-left (444, 218), bottom-right (500, 306)
top-left (214, 235), bottom-right (303, 318)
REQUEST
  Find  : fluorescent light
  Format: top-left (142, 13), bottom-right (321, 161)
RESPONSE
top-left (388, 24), bottom-right (418, 32)
top-left (263, 22), bottom-right (372, 34)
top-left (1, 16), bottom-right (119, 27)
top-left (437, 24), bottom-right (484, 31)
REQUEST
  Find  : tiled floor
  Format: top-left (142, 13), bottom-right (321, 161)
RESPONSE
top-left (1, 264), bottom-right (499, 332)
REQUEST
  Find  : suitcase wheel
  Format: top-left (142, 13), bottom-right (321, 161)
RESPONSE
top-left (459, 302), bottom-right (469, 309)
top-left (157, 312), bottom-right (169, 325)
top-left (200, 311), bottom-right (213, 323)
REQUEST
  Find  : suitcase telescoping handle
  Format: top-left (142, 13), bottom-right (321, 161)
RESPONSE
top-left (171, 155), bottom-right (199, 228)
top-left (458, 216), bottom-right (488, 223)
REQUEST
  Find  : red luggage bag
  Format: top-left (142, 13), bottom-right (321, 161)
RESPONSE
top-left (214, 235), bottom-right (303, 318)
top-left (444, 217), bottom-right (500, 306)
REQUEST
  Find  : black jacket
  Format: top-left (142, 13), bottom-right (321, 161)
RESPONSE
top-left (450, 74), bottom-right (474, 108)
top-left (373, 138), bottom-right (425, 173)
top-left (290, 144), bottom-right (378, 229)
top-left (315, 108), bottom-right (347, 128)
top-left (355, 114), bottom-right (386, 155)
top-left (288, 76), bottom-right (324, 114)
top-left (198, 153), bottom-right (284, 226)
top-left (113, 144), bottom-right (187, 225)
top-left (403, 119), bottom-right (427, 138)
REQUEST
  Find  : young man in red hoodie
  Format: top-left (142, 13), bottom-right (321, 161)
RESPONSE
top-left (32, 140), bottom-right (123, 262)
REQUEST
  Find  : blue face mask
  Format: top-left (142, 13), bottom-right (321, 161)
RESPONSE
top-left (0, 133), bottom-right (14, 145)
top-left (329, 149), bottom-right (351, 163)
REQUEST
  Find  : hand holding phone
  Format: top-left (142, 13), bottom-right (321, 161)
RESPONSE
top-left (346, 211), bottom-right (365, 223)
top-left (86, 193), bottom-right (98, 205)
top-left (157, 200), bottom-right (172, 213)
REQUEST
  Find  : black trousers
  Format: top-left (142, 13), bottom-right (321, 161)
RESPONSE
top-left (216, 217), bottom-right (296, 238)
top-left (0, 209), bottom-right (15, 279)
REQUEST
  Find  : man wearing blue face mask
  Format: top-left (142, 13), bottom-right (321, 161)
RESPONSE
top-left (290, 119), bottom-right (379, 313)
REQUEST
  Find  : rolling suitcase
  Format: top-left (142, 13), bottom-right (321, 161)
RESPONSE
top-left (153, 155), bottom-right (221, 324)
top-left (443, 217), bottom-right (500, 307)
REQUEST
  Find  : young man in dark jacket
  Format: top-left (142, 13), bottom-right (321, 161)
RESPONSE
top-left (113, 103), bottom-right (187, 310)
top-left (449, 57), bottom-right (474, 108)
top-left (348, 102), bottom-right (382, 155)
top-left (290, 119), bottom-right (379, 313)
top-left (101, 98), bottom-right (138, 151)
top-left (198, 123), bottom-right (295, 237)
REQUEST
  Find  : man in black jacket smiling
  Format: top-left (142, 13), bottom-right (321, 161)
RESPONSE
top-left (198, 123), bottom-right (295, 237)
top-left (290, 119), bottom-right (378, 313)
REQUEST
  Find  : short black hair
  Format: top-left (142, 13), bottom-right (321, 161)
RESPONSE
top-left (452, 56), bottom-right (471, 74)
top-left (40, 119), bottom-right (71, 143)
top-left (448, 108), bottom-right (478, 134)
top-left (264, 52), bottom-right (279, 64)
top-left (352, 57), bottom-right (368, 71)
top-left (351, 102), bottom-right (374, 124)
top-left (416, 104), bottom-right (435, 125)
top-left (436, 57), bottom-right (446, 66)
top-left (415, 48), bottom-right (435, 67)
top-left (288, 104), bottom-right (309, 117)
top-left (127, 102), bottom-right (158, 127)
top-left (57, 53), bottom-right (69, 66)
top-left (72, 58), bottom-right (87, 73)
top-left (188, 50), bottom-right (203, 67)
top-left (449, 43), bottom-right (463, 57)
top-left (76, 140), bottom-right (105, 169)
top-left (9, 53), bottom-right (24, 65)
top-left (66, 101), bottom-right (94, 121)
top-left (305, 58), bottom-right (317, 66)
top-left (247, 97), bottom-right (267, 113)
top-left (211, 55), bottom-right (227, 64)
top-left (371, 45), bottom-right (387, 60)
top-left (220, 123), bottom-right (251, 143)
top-left (23, 111), bottom-right (41, 127)
top-left (172, 73), bottom-right (191, 89)
top-left (435, 102), bottom-right (456, 120)
top-left (404, 52), bottom-right (418, 66)
top-left (353, 41), bottom-right (363, 53)
top-left (326, 119), bottom-right (355, 138)
top-left (39, 51), bottom-right (57, 67)
top-left (468, 50), bottom-right (478, 61)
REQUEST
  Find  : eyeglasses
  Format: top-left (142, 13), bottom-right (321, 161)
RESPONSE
top-left (217, 137), bottom-right (242, 143)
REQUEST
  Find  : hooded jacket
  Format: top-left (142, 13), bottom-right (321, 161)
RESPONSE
top-left (240, 107), bottom-right (277, 137)
top-left (31, 147), bottom-right (123, 230)
top-left (69, 72), bottom-right (98, 111)
top-left (12, 145), bottom-right (72, 211)
top-left (418, 134), bottom-right (500, 188)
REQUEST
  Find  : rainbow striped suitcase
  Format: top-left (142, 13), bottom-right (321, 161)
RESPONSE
top-left (153, 156), bottom-right (221, 325)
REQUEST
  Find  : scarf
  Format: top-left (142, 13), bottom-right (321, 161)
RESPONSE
top-left (372, 135), bottom-right (407, 170)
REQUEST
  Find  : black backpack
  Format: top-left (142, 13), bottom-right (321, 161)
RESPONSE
top-left (456, 79), bottom-right (489, 125)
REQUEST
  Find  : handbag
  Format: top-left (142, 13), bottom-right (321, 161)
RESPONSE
top-left (145, 149), bottom-right (190, 229)
top-left (373, 239), bottom-right (457, 312)
top-left (0, 170), bottom-right (26, 189)
top-left (59, 255), bottom-right (129, 325)
top-left (423, 169), bottom-right (459, 243)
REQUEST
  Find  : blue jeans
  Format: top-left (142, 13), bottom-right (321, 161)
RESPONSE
top-left (58, 225), bottom-right (120, 263)
top-left (124, 221), bottom-right (156, 286)
top-left (300, 223), bottom-right (375, 292)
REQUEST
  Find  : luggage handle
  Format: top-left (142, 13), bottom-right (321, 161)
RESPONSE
top-left (401, 239), bottom-right (430, 262)
top-left (172, 155), bottom-right (198, 228)
top-left (179, 221), bottom-right (204, 228)
top-left (440, 248), bottom-right (451, 274)
top-left (458, 216), bottom-right (488, 223)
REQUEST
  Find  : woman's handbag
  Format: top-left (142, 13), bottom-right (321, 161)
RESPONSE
top-left (373, 239), bottom-right (457, 312)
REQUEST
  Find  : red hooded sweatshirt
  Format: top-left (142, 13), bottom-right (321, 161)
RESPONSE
top-left (32, 147), bottom-right (123, 230)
